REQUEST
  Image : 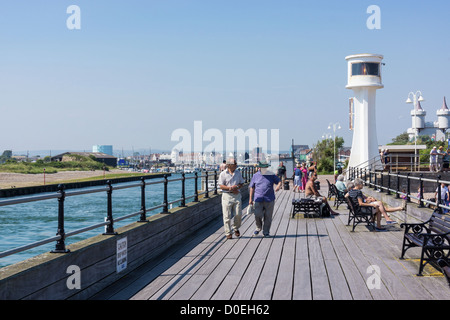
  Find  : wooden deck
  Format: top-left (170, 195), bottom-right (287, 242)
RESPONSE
top-left (92, 177), bottom-right (450, 300)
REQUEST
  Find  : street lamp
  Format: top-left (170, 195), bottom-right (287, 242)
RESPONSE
top-left (406, 91), bottom-right (425, 171)
top-left (328, 122), bottom-right (341, 175)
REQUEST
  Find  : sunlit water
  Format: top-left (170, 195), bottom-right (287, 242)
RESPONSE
top-left (0, 173), bottom-right (205, 268)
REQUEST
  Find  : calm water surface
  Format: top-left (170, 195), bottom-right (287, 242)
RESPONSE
top-left (0, 173), bottom-right (205, 268)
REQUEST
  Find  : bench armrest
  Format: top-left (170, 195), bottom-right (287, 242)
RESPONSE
top-left (400, 222), bottom-right (431, 235)
top-left (421, 231), bottom-right (450, 247)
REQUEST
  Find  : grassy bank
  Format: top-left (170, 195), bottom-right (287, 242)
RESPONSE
top-left (0, 157), bottom-right (110, 174)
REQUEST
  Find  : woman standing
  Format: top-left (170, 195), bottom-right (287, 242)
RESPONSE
top-left (300, 163), bottom-right (308, 192)
top-left (293, 164), bottom-right (302, 192)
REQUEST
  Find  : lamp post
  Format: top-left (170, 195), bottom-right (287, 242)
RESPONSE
top-left (406, 91), bottom-right (425, 171)
top-left (328, 122), bottom-right (341, 175)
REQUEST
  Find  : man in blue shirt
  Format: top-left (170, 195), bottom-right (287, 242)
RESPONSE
top-left (249, 161), bottom-right (282, 237)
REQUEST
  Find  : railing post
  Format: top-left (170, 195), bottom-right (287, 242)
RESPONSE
top-left (52, 184), bottom-right (70, 253)
top-left (214, 170), bottom-right (218, 195)
top-left (418, 174), bottom-right (424, 208)
top-left (379, 170), bottom-right (383, 192)
top-left (387, 169), bottom-right (391, 195)
top-left (406, 172), bottom-right (411, 202)
top-left (194, 171), bottom-right (199, 202)
top-left (396, 172), bottom-right (400, 199)
top-left (138, 177), bottom-right (147, 222)
top-left (373, 170), bottom-right (378, 191)
top-left (180, 173), bottom-right (186, 207)
top-left (103, 180), bottom-right (117, 235)
top-left (437, 175), bottom-right (442, 213)
top-left (162, 174), bottom-right (169, 213)
top-left (205, 171), bottom-right (209, 198)
top-left (243, 167), bottom-right (247, 183)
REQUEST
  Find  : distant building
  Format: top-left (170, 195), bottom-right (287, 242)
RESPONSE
top-left (92, 145), bottom-right (113, 156)
top-left (407, 97), bottom-right (450, 142)
top-left (51, 152), bottom-right (117, 167)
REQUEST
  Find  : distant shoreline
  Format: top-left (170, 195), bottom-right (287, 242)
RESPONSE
top-left (0, 169), bottom-right (133, 189)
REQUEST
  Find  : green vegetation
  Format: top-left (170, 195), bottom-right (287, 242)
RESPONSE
top-left (0, 155), bottom-right (111, 174)
top-left (313, 136), bottom-right (345, 174)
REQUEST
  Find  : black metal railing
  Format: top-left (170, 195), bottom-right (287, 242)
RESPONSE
top-left (347, 165), bottom-right (450, 214)
top-left (0, 167), bottom-right (256, 261)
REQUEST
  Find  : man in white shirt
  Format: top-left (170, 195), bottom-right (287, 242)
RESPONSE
top-left (218, 158), bottom-right (245, 239)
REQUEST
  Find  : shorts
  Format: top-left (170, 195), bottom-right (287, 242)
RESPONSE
top-left (360, 206), bottom-right (376, 215)
top-left (294, 176), bottom-right (301, 186)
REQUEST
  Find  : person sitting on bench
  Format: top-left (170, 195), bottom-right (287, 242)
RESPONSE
top-left (305, 172), bottom-right (339, 215)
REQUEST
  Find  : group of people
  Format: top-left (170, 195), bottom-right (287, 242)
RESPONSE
top-left (218, 159), bottom-right (338, 238)
top-left (218, 158), bottom-right (282, 238)
top-left (291, 162), bottom-right (310, 193)
top-left (335, 175), bottom-right (406, 231)
top-left (429, 146), bottom-right (450, 172)
top-left (217, 159), bottom-right (408, 239)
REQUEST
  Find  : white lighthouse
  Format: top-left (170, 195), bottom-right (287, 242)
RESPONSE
top-left (346, 53), bottom-right (384, 170)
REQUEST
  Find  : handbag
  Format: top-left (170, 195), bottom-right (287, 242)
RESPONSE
top-left (246, 204), bottom-right (254, 216)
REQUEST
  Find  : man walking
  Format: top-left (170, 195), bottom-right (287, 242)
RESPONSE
top-left (249, 161), bottom-right (282, 237)
top-left (218, 158), bottom-right (245, 239)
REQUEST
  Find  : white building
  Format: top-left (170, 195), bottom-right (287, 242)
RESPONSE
top-left (407, 97), bottom-right (450, 142)
top-left (92, 145), bottom-right (113, 156)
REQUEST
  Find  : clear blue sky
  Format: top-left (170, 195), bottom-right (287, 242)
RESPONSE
top-left (1, 0), bottom-right (449, 155)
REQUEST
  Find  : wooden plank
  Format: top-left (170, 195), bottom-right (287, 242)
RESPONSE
top-left (212, 237), bottom-right (262, 299)
top-left (191, 258), bottom-right (236, 300)
top-left (133, 227), bottom-right (227, 300)
top-left (315, 218), bottom-right (353, 300)
top-left (307, 219), bottom-right (332, 300)
top-left (251, 190), bottom-right (292, 300)
top-left (272, 206), bottom-right (297, 300)
top-left (351, 226), bottom-right (414, 299)
top-left (330, 214), bottom-right (390, 300)
top-left (323, 217), bottom-right (372, 300)
top-left (231, 192), bottom-right (287, 300)
top-left (293, 213), bottom-right (312, 300)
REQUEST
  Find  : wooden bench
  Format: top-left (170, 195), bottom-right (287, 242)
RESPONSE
top-left (330, 184), bottom-right (346, 209)
top-left (326, 179), bottom-right (334, 200)
top-left (346, 196), bottom-right (374, 232)
top-left (400, 209), bottom-right (450, 276)
top-left (291, 198), bottom-right (322, 218)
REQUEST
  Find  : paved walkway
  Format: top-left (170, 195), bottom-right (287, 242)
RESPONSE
top-left (92, 176), bottom-right (450, 300)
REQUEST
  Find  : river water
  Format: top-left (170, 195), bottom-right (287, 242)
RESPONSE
top-left (0, 173), bottom-right (207, 268)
